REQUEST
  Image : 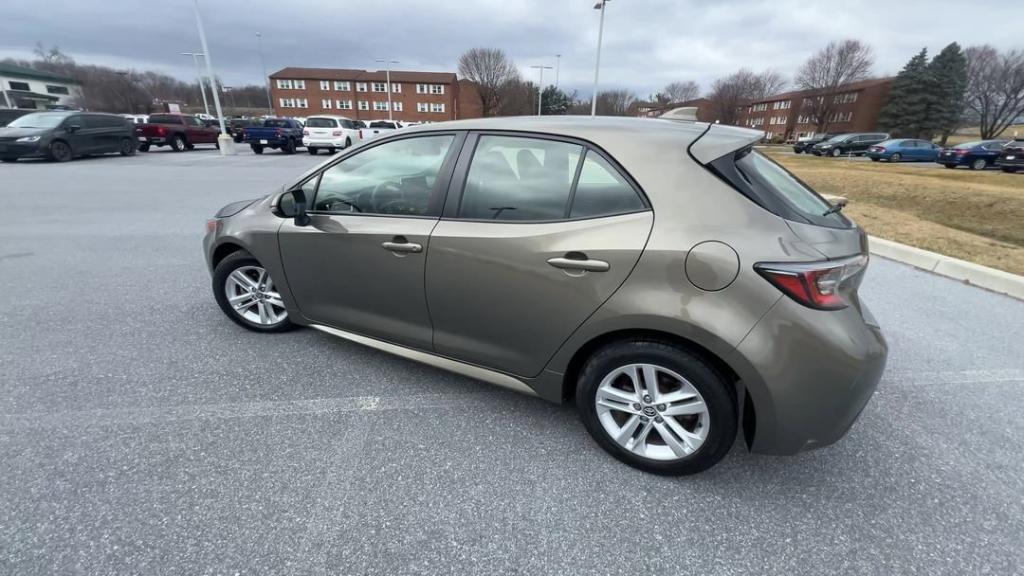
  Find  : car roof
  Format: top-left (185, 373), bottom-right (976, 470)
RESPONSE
top-left (307, 115), bottom-right (354, 120)
top-left (400, 115), bottom-right (762, 162)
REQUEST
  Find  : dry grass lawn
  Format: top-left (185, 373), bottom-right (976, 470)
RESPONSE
top-left (764, 149), bottom-right (1024, 275)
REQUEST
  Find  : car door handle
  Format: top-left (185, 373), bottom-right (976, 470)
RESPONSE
top-left (547, 256), bottom-right (609, 272)
top-left (382, 241), bottom-right (422, 253)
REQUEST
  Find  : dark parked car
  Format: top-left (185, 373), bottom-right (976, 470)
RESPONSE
top-left (137, 113), bottom-right (221, 152)
top-left (243, 118), bottom-right (305, 154)
top-left (0, 111), bottom-right (136, 163)
top-left (229, 118), bottom-right (262, 143)
top-left (811, 133), bottom-right (889, 157)
top-left (865, 139), bottom-right (941, 163)
top-left (936, 140), bottom-right (1009, 170)
top-left (792, 134), bottom-right (837, 154)
top-left (996, 139), bottom-right (1023, 173)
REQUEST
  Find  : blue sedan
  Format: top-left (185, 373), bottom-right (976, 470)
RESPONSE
top-left (936, 140), bottom-right (1009, 170)
top-left (865, 139), bottom-right (941, 162)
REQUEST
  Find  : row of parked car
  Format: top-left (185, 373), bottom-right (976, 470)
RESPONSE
top-left (792, 132), bottom-right (1023, 172)
top-left (0, 110), bottom-right (413, 162)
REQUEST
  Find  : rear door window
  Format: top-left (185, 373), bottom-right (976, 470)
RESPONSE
top-left (569, 151), bottom-right (645, 219)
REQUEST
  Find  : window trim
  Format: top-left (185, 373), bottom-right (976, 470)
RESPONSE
top-left (441, 130), bottom-right (650, 223)
top-left (295, 131), bottom-right (468, 220)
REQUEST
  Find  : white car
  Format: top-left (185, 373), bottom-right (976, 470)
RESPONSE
top-left (302, 115), bottom-right (363, 155)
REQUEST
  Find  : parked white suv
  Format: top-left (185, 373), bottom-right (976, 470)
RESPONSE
top-left (302, 115), bottom-right (363, 155)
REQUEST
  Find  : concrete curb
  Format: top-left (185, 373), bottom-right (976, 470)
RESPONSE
top-left (869, 236), bottom-right (1024, 300)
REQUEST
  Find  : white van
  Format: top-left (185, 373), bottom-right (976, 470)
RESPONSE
top-left (302, 115), bottom-right (362, 154)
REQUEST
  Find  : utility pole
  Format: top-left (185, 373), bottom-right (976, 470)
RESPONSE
top-left (192, 0), bottom-right (233, 153)
top-left (375, 59), bottom-right (399, 121)
top-left (530, 65), bottom-right (553, 116)
top-left (555, 54), bottom-right (562, 88)
top-left (591, 0), bottom-right (610, 116)
top-left (256, 32), bottom-right (272, 114)
top-left (181, 52), bottom-right (210, 117)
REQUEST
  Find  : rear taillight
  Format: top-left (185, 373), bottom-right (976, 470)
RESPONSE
top-left (955, 149), bottom-right (969, 155)
top-left (755, 254), bottom-right (867, 310)
top-left (276, 128), bottom-right (283, 135)
top-left (332, 130), bottom-right (342, 136)
top-left (358, 129), bottom-right (364, 139)
top-left (157, 126), bottom-right (166, 136)
top-left (875, 147), bottom-right (885, 153)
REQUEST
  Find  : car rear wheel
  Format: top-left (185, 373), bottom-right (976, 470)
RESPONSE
top-left (870, 157), bottom-right (880, 162)
top-left (830, 147), bottom-right (843, 157)
top-left (282, 138), bottom-right (296, 154)
top-left (890, 153), bottom-right (902, 162)
top-left (119, 137), bottom-right (136, 156)
top-left (48, 140), bottom-right (73, 162)
top-left (345, 137), bottom-right (352, 148)
top-left (308, 147), bottom-right (318, 155)
top-left (944, 164), bottom-right (956, 169)
top-left (170, 134), bottom-right (186, 152)
top-left (1003, 167), bottom-right (1018, 173)
top-left (251, 144), bottom-right (264, 154)
top-left (138, 143), bottom-right (150, 152)
top-left (576, 340), bottom-right (737, 475)
top-left (212, 251), bottom-right (294, 333)
top-left (970, 158), bottom-right (987, 170)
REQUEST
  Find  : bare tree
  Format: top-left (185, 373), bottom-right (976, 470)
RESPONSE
top-left (795, 39), bottom-right (874, 132)
top-left (595, 89), bottom-right (636, 116)
top-left (706, 69), bottom-right (762, 125)
top-left (964, 45), bottom-right (1024, 139)
top-left (752, 70), bottom-right (788, 100)
top-left (663, 80), bottom-right (700, 103)
top-left (495, 78), bottom-right (536, 116)
top-left (457, 48), bottom-right (520, 117)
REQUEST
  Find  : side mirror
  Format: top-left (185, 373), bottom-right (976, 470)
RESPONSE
top-left (276, 188), bottom-right (311, 226)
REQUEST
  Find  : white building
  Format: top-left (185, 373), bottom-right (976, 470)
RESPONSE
top-left (0, 62), bottom-right (81, 110)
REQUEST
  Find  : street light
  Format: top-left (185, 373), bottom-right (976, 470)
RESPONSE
top-left (555, 54), bottom-right (562, 88)
top-left (180, 52), bottom-right (210, 117)
top-left (375, 58), bottom-right (399, 121)
top-left (591, 0), bottom-right (610, 117)
top-left (256, 32), bottom-right (272, 114)
top-left (222, 85), bottom-right (237, 112)
top-left (191, 0), bottom-right (233, 154)
top-left (529, 65), bottom-right (553, 116)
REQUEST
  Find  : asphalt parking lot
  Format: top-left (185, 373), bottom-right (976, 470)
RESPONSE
top-left (2, 146), bottom-right (1023, 575)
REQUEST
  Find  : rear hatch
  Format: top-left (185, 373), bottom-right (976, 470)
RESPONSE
top-left (305, 117), bottom-right (339, 139)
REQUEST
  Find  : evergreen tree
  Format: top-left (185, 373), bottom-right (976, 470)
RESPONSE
top-left (926, 42), bottom-right (968, 144)
top-left (878, 49), bottom-right (935, 138)
top-left (540, 85), bottom-right (571, 115)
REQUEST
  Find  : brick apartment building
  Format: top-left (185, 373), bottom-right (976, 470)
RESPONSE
top-left (268, 67), bottom-right (481, 122)
top-left (736, 77), bottom-right (892, 141)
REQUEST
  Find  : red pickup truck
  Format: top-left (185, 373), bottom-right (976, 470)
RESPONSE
top-left (136, 113), bottom-right (220, 152)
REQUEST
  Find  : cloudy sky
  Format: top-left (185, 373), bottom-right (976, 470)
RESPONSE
top-left (1, 0), bottom-right (1020, 98)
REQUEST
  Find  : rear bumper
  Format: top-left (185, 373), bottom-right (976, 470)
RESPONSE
top-left (302, 138), bottom-right (346, 148)
top-left (936, 156), bottom-right (965, 165)
top-left (731, 296), bottom-right (888, 455)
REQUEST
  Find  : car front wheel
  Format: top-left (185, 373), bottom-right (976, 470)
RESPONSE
top-left (970, 158), bottom-right (987, 170)
top-left (831, 147), bottom-right (842, 157)
top-left (48, 140), bottom-right (73, 162)
top-left (170, 134), bottom-right (186, 152)
top-left (576, 340), bottom-right (737, 475)
top-left (212, 251), bottom-right (294, 333)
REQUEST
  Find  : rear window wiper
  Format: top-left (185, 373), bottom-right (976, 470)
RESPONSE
top-left (822, 198), bottom-right (848, 216)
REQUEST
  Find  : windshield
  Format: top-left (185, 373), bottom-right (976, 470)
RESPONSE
top-left (824, 134), bottom-right (848, 143)
top-left (264, 119), bottom-right (290, 128)
top-left (305, 118), bottom-right (338, 128)
top-left (953, 141), bottom-right (987, 149)
top-left (7, 113), bottom-right (67, 129)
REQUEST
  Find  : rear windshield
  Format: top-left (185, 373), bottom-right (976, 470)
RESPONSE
top-left (305, 118), bottom-right (338, 128)
top-left (709, 148), bottom-right (850, 229)
top-left (148, 114), bottom-right (183, 124)
top-left (263, 119), bottom-right (290, 128)
top-left (369, 121), bottom-right (395, 129)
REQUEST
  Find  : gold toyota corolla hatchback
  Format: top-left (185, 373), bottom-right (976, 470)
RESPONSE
top-left (204, 116), bottom-right (887, 475)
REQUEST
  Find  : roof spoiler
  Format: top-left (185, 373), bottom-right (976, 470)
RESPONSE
top-left (659, 107), bottom-right (699, 122)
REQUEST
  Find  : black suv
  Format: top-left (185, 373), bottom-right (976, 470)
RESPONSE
top-left (0, 111), bottom-right (136, 162)
top-left (997, 139), bottom-right (1024, 173)
top-left (811, 132), bottom-right (889, 157)
top-left (792, 133), bottom-right (837, 154)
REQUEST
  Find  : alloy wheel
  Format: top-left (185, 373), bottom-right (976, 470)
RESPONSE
top-left (223, 265), bottom-right (287, 326)
top-left (594, 363), bottom-right (710, 461)
top-left (971, 158), bottom-right (986, 170)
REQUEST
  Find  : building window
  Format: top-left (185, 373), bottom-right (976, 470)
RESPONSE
top-left (373, 101), bottom-right (389, 111)
top-left (356, 82), bottom-right (368, 92)
top-left (430, 102), bottom-right (445, 113)
top-left (391, 83), bottom-right (401, 93)
top-left (334, 81), bottom-right (350, 91)
top-left (417, 102), bottom-right (428, 112)
top-left (392, 102), bottom-right (403, 112)
top-left (295, 80), bottom-right (305, 89)
top-left (9, 81), bottom-right (30, 91)
top-left (416, 84), bottom-right (427, 94)
top-left (45, 85), bottom-right (70, 95)
top-left (337, 99), bottom-right (353, 110)
top-left (280, 98), bottom-right (294, 108)
top-left (277, 79), bottom-right (291, 89)
top-left (431, 84), bottom-right (445, 95)
top-left (833, 92), bottom-right (859, 104)
top-left (276, 79), bottom-right (304, 90)
top-left (372, 82), bottom-right (387, 92)
top-left (322, 99), bottom-right (332, 109)
top-left (320, 80), bottom-right (330, 90)
top-left (358, 100), bottom-right (369, 110)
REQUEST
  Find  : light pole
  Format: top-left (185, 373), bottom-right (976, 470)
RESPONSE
top-left (256, 32), bottom-right (272, 114)
top-left (375, 58), bottom-right (399, 121)
top-left (191, 0), bottom-right (233, 154)
top-left (591, 0), bottom-right (610, 116)
top-left (555, 54), bottom-right (562, 88)
top-left (529, 65), bottom-right (553, 116)
top-left (181, 52), bottom-right (210, 117)
top-left (222, 86), bottom-right (237, 113)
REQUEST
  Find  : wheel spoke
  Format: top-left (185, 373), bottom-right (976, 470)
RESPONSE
top-left (229, 270), bottom-right (257, 290)
top-left (628, 418), bottom-right (656, 453)
top-left (257, 301), bottom-right (270, 324)
top-left (265, 294), bottom-right (285, 309)
top-left (662, 398), bottom-right (707, 417)
top-left (615, 415), bottom-right (641, 445)
top-left (641, 364), bottom-right (659, 402)
top-left (659, 388), bottom-right (698, 404)
top-left (663, 415), bottom-right (704, 451)
top-left (256, 268), bottom-right (267, 288)
top-left (655, 421), bottom-right (690, 457)
top-left (597, 385), bottom-right (639, 406)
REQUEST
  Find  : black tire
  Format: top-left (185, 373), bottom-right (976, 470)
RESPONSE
top-left (282, 138), bottom-right (296, 154)
top-left (48, 140), bottom-right (73, 162)
top-left (1, 158), bottom-right (17, 163)
top-left (890, 153), bottom-right (902, 162)
top-left (233, 133), bottom-right (244, 143)
top-left (575, 340), bottom-right (737, 475)
top-left (138, 143), bottom-right (150, 152)
top-left (251, 144), bottom-right (264, 155)
top-left (308, 147), bottom-right (318, 155)
top-left (970, 158), bottom-right (987, 170)
top-left (793, 149), bottom-right (803, 154)
top-left (344, 137), bottom-right (352, 148)
top-left (830, 147), bottom-right (843, 157)
top-left (1002, 167), bottom-right (1018, 173)
top-left (944, 164), bottom-right (956, 169)
top-left (212, 251), bottom-right (295, 333)
top-left (169, 134), bottom-right (186, 152)
top-left (870, 157), bottom-right (880, 162)
top-left (327, 148), bottom-right (337, 154)
top-left (119, 137), bottom-right (136, 156)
